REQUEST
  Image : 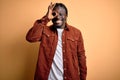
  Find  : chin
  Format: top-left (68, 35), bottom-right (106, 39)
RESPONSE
top-left (54, 23), bottom-right (62, 27)
top-left (55, 25), bottom-right (62, 28)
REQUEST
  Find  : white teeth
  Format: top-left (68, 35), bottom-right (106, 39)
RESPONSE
top-left (56, 20), bottom-right (62, 23)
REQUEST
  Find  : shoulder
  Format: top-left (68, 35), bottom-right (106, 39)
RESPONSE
top-left (67, 24), bottom-right (82, 35)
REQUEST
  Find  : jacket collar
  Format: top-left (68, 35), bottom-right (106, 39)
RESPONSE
top-left (50, 23), bottom-right (70, 31)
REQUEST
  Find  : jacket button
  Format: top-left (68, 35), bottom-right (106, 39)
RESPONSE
top-left (64, 77), bottom-right (67, 79)
top-left (64, 68), bottom-right (67, 70)
top-left (47, 35), bottom-right (50, 37)
top-left (64, 59), bottom-right (66, 61)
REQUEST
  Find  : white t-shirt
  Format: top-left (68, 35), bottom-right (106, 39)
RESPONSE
top-left (48, 29), bottom-right (64, 80)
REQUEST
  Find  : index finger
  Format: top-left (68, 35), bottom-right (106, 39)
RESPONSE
top-left (51, 3), bottom-right (56, 10)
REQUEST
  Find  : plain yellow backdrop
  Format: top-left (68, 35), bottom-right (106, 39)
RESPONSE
top-left (0, 0), bottom-right (120, 80)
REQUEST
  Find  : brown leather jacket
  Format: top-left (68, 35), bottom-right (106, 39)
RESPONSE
top-left (26, 16), bottom-right (87, 80)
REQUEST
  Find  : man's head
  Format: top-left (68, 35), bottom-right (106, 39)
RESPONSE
top-left (52, 3), bottom-right (68, 28)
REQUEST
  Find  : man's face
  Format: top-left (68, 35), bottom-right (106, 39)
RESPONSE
top-left (52, 6), bottom-right (67, 28)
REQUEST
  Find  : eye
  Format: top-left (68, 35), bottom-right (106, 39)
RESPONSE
top-left (52, 12), bottom-right (56, 16)
top-left (59, 13), bottom-right (63, 16)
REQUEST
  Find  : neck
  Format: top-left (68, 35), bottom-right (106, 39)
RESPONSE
top-left (57, 23), bottom-right (65, 29)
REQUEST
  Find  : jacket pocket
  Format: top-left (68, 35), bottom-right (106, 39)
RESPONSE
top-left (42, 31), bottom-right (55, 47)
top-left (67, 37), bottom-right (78, 53)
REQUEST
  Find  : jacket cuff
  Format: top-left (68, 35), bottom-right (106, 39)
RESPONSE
top-left (36, 16), bottom-right (50, 25)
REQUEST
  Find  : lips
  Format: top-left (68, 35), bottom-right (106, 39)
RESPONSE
top-left (56, 20), bottom-right (62, 24)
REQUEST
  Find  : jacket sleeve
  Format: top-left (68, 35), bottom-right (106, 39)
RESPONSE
top-left (77, 31), bottom-right (87, 80)
top-left (26, 16), bottom-right (50, 42)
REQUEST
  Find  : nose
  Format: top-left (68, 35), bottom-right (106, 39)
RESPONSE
top-left (55, 14), bottom-right (61, 19)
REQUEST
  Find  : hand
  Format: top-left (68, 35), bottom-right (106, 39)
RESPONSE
top-left (46, 2), bottom-right (57, 20)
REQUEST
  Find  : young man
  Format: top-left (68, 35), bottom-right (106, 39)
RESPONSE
top-left (26, 2), bottom-right (87, 80)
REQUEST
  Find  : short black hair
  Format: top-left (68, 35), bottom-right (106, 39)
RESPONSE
top-left (53, 3), bottom-right (68, 16)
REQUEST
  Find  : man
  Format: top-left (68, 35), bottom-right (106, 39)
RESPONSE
top-left (26, 2), bottom-right (87, 80)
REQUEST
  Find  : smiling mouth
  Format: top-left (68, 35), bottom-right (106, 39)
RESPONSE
top-left (55, 20), bottom-right (62, 24)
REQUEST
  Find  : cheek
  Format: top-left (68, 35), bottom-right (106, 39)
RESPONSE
top-left (62, 16), bottom-right (66, 21)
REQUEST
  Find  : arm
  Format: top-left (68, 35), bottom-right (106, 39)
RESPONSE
top-left (26, 2), bottom-right (56, 42)
top-left (77, 31), bottom-right (87, 80)
top-left (26, 16), bottom-right (50, 42)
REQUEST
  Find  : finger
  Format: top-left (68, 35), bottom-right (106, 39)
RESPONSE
top-left (51, 3), bottom-right (56, 10)
top-left (54, 12), bottom-right (58, 17)
top-left (49, 2), bottom-right (53, 9)
top-left (52, 11), bottom-right (58, 18)
top-left (52, 11), bottom-right (57, 16)
top-left (50, 2), bottom-right (53, 7)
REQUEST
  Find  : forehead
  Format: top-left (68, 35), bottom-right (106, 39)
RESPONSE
top-left (53, 6), bottom-right (66, 14)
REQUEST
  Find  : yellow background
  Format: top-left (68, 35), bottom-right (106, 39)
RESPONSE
top-left (0, 0), bottom-right (120, 80)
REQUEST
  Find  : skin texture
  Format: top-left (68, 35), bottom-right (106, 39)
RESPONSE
top-left (46, 3), bottom-right (67, 28)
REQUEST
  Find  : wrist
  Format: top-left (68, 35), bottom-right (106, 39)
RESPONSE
top-left (42, 15), bottom-right (51, 22)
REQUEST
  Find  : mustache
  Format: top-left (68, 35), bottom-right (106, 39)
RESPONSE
top-left (52, 17), bottom-right (64, 22)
